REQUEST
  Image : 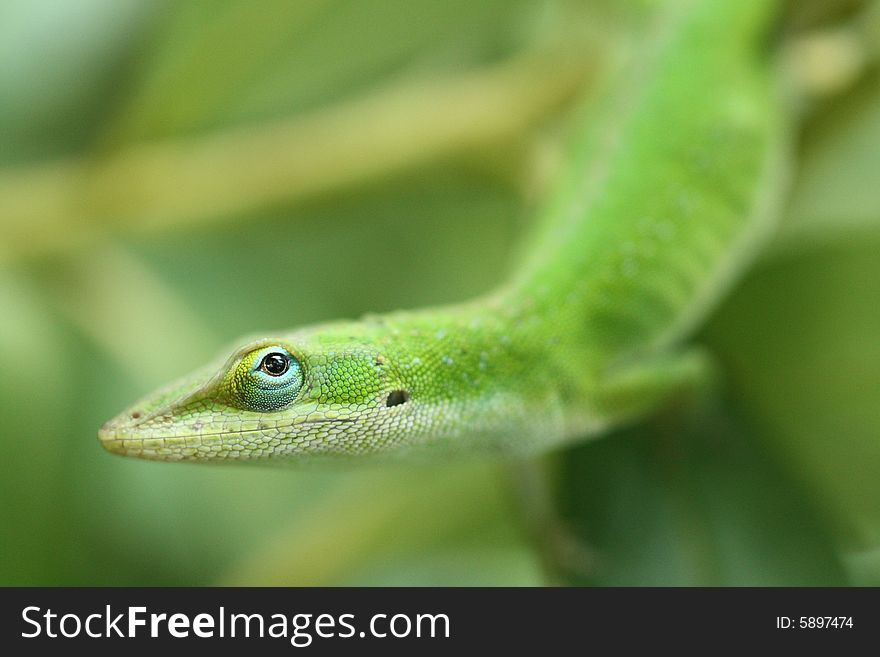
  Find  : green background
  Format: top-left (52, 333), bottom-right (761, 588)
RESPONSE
top-left (1, 0), bottom-right (878, 585)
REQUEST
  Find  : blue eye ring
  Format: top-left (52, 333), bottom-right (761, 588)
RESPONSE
top-left (220, 345), bottom-right (304, 412)
top-left (232, 346), bottom-right (304, 411)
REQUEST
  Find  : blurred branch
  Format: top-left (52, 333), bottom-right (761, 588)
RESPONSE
top-left (37, 244), bottom-right (216, 385)
top-left (0, 47), bottom-right (596, 264)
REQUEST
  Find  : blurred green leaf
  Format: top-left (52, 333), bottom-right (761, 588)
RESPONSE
top-left (705, 241), bottom-right (880, 582)
top-left (0, 0), bottom-right (154, 164)
top-left (557, 407), bottom-right (846, 585)
top-left (0, 271), bottom-right (73, 583)
top-left (108, 0), bottom-right (546, 143)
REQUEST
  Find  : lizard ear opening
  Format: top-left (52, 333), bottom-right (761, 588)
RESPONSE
top-left (385, 390), bottom-right (410, 407)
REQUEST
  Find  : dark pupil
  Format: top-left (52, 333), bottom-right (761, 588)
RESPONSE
top-left (261, 353), bottom-right (289, 376)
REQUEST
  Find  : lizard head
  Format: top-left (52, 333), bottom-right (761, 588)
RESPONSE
top-left (98, 326), bottom-right (417, 462)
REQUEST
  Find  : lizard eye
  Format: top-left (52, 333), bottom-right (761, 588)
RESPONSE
top-left (222, 346), bottom-right (303, 412)
top-left (260, 352), bottom-right (290, 376)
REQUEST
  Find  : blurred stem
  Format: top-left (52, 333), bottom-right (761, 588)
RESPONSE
top-left (506, 456), bottom-right (597, 585)
top-left (36, 244), bottom-right (216, 385)
top-left (0, 47), bottom-right (597, 264)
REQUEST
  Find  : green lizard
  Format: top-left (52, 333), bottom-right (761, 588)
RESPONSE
top-left (99, 0), bottom-right (789, 463)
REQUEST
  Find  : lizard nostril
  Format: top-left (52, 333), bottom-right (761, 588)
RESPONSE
top-left (385, 390), bottom-right (410, 407)
top-left (130, 411), bottom-right (142, 419)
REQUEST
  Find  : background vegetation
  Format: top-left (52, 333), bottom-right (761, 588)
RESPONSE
top-left (1, 0), bottom-right (877, 585)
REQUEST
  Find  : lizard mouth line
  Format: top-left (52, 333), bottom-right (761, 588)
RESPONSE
top-left (100, 417), bottom-right (356, 443)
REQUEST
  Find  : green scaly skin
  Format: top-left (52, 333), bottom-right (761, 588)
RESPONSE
top-left (99, 0), bottom-right (788, 463)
